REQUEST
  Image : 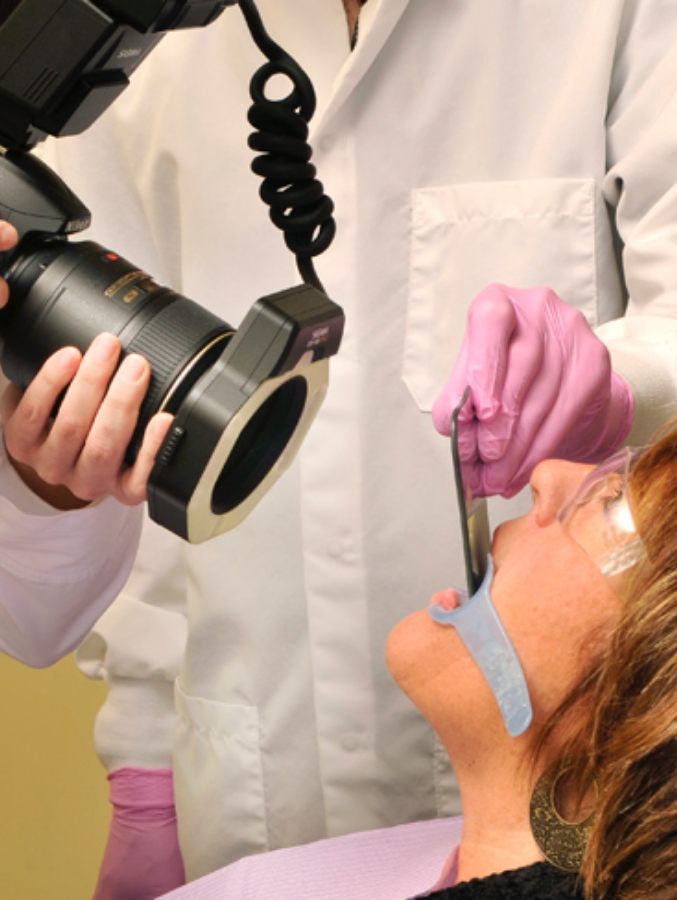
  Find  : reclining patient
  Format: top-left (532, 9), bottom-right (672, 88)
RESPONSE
top-left (161, 421), bottom-right (677, 900)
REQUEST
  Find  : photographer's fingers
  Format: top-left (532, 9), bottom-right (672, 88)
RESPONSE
top-left (0, 381), bottom-right (24, 425)
top-left (69, 349), bottom-right (152, 501)
top-left (0, 222), bottom-right (18, 249)
top-left (41, 334), bottom-right (124, 485)
top-left (0, 222), bottom-right (19, 309)
top-left (2, 337), bottom-right (158, 508)
top-left (117, 412), bottom-right (174, 505)
top-left (2, 347), bottom-right (82, 465)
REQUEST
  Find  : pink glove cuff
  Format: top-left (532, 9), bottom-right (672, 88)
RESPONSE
top-left (611, 370), bottom-right (635, 442)
top-left (108, 767), bottom-right (176, 816)
top-left (583, 370), bottom-right (635, 461)
top-left (96, 768), bottom-right (185, 899)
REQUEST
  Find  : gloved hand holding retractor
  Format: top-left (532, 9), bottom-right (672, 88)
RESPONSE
top-left (432, 283), bottom-right (634, 498)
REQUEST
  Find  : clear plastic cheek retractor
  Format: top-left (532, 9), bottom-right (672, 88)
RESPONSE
top-left (428, 557), bottom-right (533, 737)
top-left (428, 387), bottom-right (533, 738)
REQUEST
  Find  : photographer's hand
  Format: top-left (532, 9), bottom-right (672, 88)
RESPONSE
top-left (0, 221), bottom-right (18, 307)
top-left (1, 333), bottom-right (173, 508)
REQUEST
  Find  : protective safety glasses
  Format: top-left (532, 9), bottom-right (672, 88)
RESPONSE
top-left (558, 446), bottom-right (645, 578)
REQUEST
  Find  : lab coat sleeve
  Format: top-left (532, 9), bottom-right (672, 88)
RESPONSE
top-left (75, 513), bottom-right (188, 770)
top-left (0, 440), bottom-right (143, 668)
top-left (30, 123), bottom-right (188, 768)
top-left (599, 3), bottom-right (677, 443)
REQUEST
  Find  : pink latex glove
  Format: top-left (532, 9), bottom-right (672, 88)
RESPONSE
top-left (432, 283), bottom-right (634, 498)
top-left (93, 767), bottom-right (185, 900)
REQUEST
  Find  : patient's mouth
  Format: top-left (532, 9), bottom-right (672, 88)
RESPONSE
top-left (430, 589), bottom-right (461, 612)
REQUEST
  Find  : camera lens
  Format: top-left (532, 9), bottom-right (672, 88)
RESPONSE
top-left (0, 1), bottom-right (22, 27)
top-left (0, 231), bottom-right (342, 541)
top-left (0, 237), bottom-right (233, 461)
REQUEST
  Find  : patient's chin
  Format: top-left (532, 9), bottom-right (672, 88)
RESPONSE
top-left (386, 607), bottom-right (520, 745)
top-left (385, 608), bottom-right (467, 698)
top-left (385, 610), bottom-right (428, 686)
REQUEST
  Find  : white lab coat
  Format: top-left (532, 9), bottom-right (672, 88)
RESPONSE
top-left (0, 448), bottom-right (140, 667)
top-left (4, 0), bottom-right (677, 881)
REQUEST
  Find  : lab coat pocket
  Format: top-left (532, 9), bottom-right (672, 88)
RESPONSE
top-left (403, 178), bottom-right (602, 411)
top-left (174, 679), bottom-right (268, 879)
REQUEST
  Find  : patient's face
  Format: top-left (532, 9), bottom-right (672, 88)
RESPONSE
top-left (386, 459), bottom-right (623, 742)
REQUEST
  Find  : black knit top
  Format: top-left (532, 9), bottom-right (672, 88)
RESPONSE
top-left (422, 861), bottom-right (585, 899)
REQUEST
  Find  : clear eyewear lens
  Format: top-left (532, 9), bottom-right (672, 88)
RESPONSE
top-left (558, 447), bottom-right (645, 577)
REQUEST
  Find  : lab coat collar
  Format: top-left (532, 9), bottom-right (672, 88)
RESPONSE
top-left (313, 0), bottom-right (412, 136)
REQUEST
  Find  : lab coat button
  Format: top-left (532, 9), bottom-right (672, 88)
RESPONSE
top-left (328, 540), bottom-right (343, 558)
top-left (340, 733), bottom-right (359, 752)
top-left (327, 538), bottom-right (354, 559)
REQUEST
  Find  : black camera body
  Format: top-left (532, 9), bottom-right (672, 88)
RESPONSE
top-left (0, 151), bottom-right (344, 541)
top-left (0, 0), bottom-right (235, 151)
top-left (0, 2), bottom-right (345, 542)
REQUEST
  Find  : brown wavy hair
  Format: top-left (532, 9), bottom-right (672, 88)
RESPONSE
top-left (537, 420), bottom-right (677, 899)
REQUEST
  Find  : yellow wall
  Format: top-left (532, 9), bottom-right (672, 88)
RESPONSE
top-left (0, 653), bottom-right (109, 900)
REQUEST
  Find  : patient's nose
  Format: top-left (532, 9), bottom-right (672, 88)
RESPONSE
top-left (529, 459), bottom-right (594, 527)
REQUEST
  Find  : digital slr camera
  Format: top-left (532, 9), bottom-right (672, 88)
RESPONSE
top-left (0, 0), bottom-right (344, 541)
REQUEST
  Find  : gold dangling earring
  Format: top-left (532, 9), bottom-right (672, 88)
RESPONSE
top-left (529, 761), bottom-right (594, 872)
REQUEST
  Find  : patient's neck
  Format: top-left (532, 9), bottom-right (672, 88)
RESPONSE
top-left (437, 722), bottom-right (544, 883)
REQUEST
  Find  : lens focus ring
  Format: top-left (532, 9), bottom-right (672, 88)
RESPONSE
top-left (122, 294), bottom-right (230, 462)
